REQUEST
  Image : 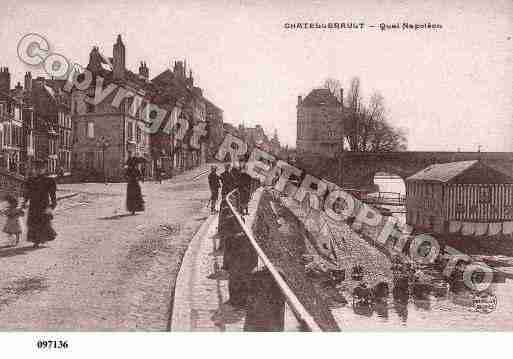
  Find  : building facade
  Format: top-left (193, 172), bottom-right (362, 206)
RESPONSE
top-left (71, 36), bottom-right (153, 181)
top-left (71, 35), bottom-right (218, 181)
top-left (0, 35), bottom-right (222, 182)
top-left (406, 160), bottom-right (513, 236)
top-left (296, 88), bottom-right (345, 157)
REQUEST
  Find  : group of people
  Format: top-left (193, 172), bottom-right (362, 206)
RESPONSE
top-left (1, 159), bottom-right (57, 248)
top-left (207, 162), bottom-right (253, 215)
top-left (1, 157), bottom-right (146, 249)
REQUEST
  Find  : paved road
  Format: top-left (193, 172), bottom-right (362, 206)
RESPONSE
top-left (0, 167), bottom-right (211, 330)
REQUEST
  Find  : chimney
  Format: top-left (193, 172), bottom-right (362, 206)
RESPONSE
top-left (0, 67), bottom-right (11, 93)
top-left (297, 95), bottom-right (302, 105)
top-left (173, 61), bottom-right (185, 78)
top-left (24, 72), bottom-right (32, 92)
top-left (340, 88), bottom-right (344, 106)
top-left (138, 61), bottom-right (149, 80)
top-left (113, 34), bottom-right (126, 80)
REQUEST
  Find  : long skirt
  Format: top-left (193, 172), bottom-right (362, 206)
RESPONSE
top-left (27, 209), bottom-right (56, 244)
top-left (126, 180), bottom-right (145, 213)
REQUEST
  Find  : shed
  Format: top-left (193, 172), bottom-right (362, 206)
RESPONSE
top-left (405, 160), bottom-right (513, 236)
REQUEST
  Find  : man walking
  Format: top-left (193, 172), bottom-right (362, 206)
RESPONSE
top-left (238, 162), bottom-right (252, 215)
top-left (207, 165), bottom-right (221, 214)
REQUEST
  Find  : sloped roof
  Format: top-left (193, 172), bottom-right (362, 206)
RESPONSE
top-left (407, 160), bottom-right (513, 184)
top-left (301, 88), bottom-right (340, 107)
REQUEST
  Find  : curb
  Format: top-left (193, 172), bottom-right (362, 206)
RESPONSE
top-left (169, 213), bottom-right (217, 331)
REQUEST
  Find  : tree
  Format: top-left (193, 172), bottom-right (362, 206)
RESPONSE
top-left (345, 77), bottom-right (364, 151)
top-left (323, 78), bottom-right (342, 101)
top-left (343, 77), bottom-right (407, 152)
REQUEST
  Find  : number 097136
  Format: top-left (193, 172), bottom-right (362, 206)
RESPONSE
top-left (36, 340), bottom-right (69, 350)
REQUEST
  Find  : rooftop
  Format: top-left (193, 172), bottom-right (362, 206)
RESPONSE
top-left (406, 160), bottom-right (513, 184)
top-left (300, 88), bottom-right (341, 107)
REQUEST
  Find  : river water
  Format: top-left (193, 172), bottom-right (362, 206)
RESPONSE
top-left (327, 176), bottom-right (513, 330)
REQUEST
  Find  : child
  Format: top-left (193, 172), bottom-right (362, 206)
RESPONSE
top-left (2, 195), bottom-right (24, 246)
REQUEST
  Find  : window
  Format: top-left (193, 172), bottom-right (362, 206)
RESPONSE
top-left (127, 121), bottom-right (134, 141)
top-left (86, 152), bottom-right (94, 168)
top-left (136, 125), bottom-right (141, 143)
top-left (86, 103), bottom-right (94, 113)
top-left (87, 122), bottom-right (94, 138)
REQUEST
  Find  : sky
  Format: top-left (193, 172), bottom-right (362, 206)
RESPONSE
top-left (1, 0), bottom-right (512, 151)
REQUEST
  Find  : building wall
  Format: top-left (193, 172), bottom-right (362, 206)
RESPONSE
top-left (71, 87), bottom-right (151, 181)
top-left (407, 182), bottom-right (513, 234)
top-left (443, 183), bottom-right (513, 222)
top-left (297, 104), bottom-right (343, 157)
top-left (406, 182), bottom-right (445, 233)
top-left (72, 112), bottom-right (124, 180)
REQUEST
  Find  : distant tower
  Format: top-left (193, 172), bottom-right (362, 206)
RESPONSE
top-left (296, 88), bottom-right (344, 157)
top-left (113, 35), bottom-right (126, 80)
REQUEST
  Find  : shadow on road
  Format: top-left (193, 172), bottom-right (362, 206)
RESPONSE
top-left (98, 213), bottom-right (136, 220)
top-left (0, 245), bottom-right (45, 258)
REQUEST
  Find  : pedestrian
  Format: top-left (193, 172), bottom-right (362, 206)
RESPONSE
top-left (208, 165), bottom-right (221, 214)
top-left (238, 163), bottom-right (252, 215)
top-left (220, 163), bottom-right (234, 200)
top-left (125, 157), bottom-right (145, 215)
top-left (22, 159), bottom-right (57, 249)
top-left (2, 194), bottom-right (24, 246)
top-left (155, 165), bottom-right (163, 184)
top-left (140, 164), bottom-right (146, 182)
top-left (218, 162), bottom-right (235, 269)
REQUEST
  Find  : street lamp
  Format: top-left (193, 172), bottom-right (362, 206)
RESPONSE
top-left (97, 136), bottom-right (111, 184)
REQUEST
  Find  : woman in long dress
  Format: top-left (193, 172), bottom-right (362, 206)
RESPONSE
top-left (23, 160), bottom-right (57, 248)
top-left (125, 161), bottom-right (145, 215)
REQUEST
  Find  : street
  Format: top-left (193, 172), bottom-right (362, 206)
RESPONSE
top-left (0, 166), bottom-right (211, 330)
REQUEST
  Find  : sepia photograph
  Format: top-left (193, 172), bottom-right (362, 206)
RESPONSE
top-left (0, 0), bottom-right (512, 356)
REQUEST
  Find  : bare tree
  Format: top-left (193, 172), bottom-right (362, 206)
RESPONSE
top-left (323, 78), bottom-right (342, 101)
top-left (344, 81), bottom-right (407, 152)
top-left (345, 77), bottom-right (364, 151)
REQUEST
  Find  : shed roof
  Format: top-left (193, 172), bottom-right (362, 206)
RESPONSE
top-left (406, 160), bottom-right (513, 184)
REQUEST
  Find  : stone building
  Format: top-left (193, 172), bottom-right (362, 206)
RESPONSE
top-left (296, 88), bottom-right (345, 157)
top-left (151, 62), bottom-right (209, 172)
top-left (204, 98), bottom-right (224, 161)
top-left (71, 36), bottom-right (153, 181)
top-left (71, 35), bottom-right (219, 181)
top-left (0, 67), bottom-right (73, 178)
top-left (0, 73), bottom-right (24, 174)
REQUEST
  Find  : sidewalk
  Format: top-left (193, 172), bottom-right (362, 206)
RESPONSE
top-left (170, 212), bottom-right (246, 331)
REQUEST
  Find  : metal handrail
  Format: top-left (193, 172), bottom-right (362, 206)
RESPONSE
top-left (225, 188), bottom-right (322, 332)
